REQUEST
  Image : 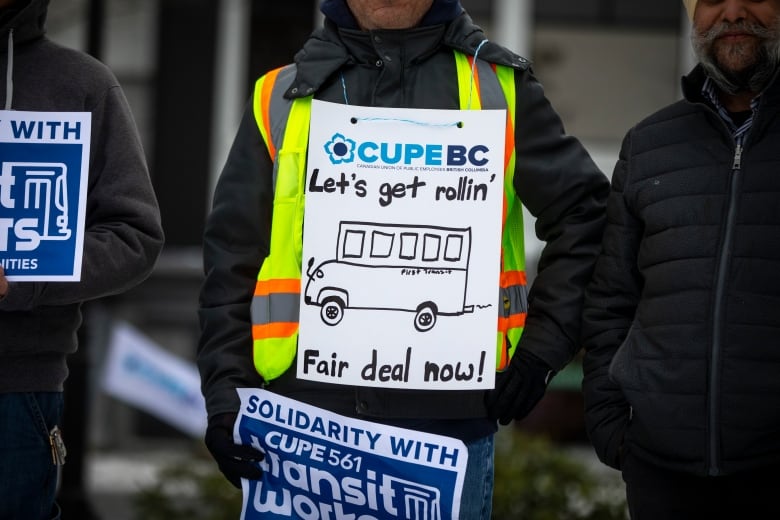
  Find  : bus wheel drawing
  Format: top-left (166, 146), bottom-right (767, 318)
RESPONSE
top-left (414, 302), bottom-right (438, 332)
top-left (321, 297), bottom-right (346, 326)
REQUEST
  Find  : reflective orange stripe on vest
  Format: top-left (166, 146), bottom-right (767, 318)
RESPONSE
top-left (250, 64), bottom-right (309, 381)
top-left (457, 53), bottom-right (527, 371)
top-left (251, 278), bottom-right (300, 339)
top-left (499, 61), bottom-right (526, 371)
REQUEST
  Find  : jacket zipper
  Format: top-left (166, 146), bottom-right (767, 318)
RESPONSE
top-left (708, 141), bottom-right (742, 476)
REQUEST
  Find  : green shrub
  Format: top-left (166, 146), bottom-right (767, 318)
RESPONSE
top-left (492, 427), bottom-right (627, 520)
top-left (132, 459), bottom-right (242, 520)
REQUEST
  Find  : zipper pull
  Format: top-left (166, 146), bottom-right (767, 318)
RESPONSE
top-left (733, 143), bottom-right (743, 170)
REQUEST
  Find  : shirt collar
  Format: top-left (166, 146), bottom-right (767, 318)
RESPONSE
top-left (701, 77), bottom-right (759, 136)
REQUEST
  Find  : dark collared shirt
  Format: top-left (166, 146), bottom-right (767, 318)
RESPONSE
top-left (702, 77), bottom-right (759, 142)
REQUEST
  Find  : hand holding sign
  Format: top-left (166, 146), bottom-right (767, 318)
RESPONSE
top-left (205, 412), bottom-right (264, 488)
top-left (0, 266), bottom-right (7, 297)
top-left (486, 348), bottom-right (554, 425)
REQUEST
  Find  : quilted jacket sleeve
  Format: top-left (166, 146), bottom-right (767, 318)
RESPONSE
top-left (581, 131), bottom-right (643, 469)
top-left (197, 102), bottom-right (271, 419)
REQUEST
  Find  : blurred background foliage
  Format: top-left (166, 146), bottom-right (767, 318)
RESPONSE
top-left (492, 428), bottom-right (627, 520)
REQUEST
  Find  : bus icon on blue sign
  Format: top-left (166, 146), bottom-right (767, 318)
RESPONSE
top-left (0, 161), bottom-right (71, 252)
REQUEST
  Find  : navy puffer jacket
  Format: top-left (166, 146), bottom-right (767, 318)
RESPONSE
top-left (582, 64), bottom-right (780, 477)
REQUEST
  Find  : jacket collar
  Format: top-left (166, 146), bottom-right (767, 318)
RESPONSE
top-left (285, 11), bottom-right (527, 99)
top-left (682, 62), bottom-right (780, 107)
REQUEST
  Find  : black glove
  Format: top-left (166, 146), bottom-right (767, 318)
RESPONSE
top-left (205, 412), bottom-right (264, 488)
top-left (485, 348), bottom-right (554, 425)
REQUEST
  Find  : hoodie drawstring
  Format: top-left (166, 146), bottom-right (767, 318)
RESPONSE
top-left (467, 38), bottom-right (488, 110)
top-left (5, 28), bottom-right (13, 110)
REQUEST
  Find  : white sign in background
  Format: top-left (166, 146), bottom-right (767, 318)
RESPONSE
top-left (298, 100), bottom-right (506, 390)
top-left (101, 322), bottom-right (207, 438)
top-left (0, 110), bottom-right (91, 281)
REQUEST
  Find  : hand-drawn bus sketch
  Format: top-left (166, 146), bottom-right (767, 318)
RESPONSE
top-left (304, 221), bottom-right (478, 332)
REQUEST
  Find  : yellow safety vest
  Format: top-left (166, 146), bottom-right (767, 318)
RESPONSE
top-left (251, 51), bottom-right (526, 382)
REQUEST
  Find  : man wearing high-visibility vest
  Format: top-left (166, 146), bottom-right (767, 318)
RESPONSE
top-left (198, 1), bottom-right (608, 516)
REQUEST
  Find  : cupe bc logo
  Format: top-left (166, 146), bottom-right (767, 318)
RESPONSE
top-left (323, 132), bottom-right (490, 167)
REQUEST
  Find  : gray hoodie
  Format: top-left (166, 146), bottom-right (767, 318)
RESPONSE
top-left (0, 0), bottom-right (164, 392)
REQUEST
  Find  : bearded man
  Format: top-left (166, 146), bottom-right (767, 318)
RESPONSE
top-left (581, 1), bottom-right (780, 518)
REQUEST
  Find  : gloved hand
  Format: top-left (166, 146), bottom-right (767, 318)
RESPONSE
top-left (485, 348), bottom-right (554, 425)
top-left (205, 412), bottom-right (264, 488)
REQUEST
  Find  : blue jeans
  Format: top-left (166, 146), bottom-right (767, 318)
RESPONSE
top-left (0, 392), bottom-right (63, 520)
top-left (459, 434), bottom-right (494, 519)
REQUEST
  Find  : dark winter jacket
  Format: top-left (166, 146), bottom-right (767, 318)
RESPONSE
top-left (0, 0), bottom-right (164, 392)
top-left (199, 2), bottom-right (608, 440)
top-left (582, 64), bottom-right (780, 476)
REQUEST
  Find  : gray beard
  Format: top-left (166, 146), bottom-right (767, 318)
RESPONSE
top-left (692, 21), bottom-right (780, 95)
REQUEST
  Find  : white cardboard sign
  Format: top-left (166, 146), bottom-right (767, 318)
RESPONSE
top-left (298, 100), bottom-right (506, 390)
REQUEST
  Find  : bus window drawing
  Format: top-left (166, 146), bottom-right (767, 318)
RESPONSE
top-left (304, 221), bottom-right (476, 332)
top-left (0, 162), bottom-right (71, 251)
